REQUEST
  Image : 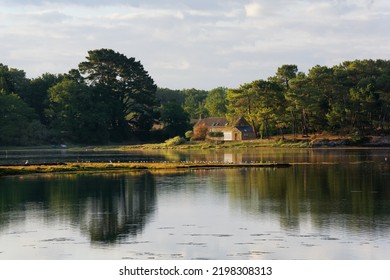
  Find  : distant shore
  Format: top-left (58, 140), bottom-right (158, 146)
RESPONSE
top-left (1, 134), bottom-right (390, 153)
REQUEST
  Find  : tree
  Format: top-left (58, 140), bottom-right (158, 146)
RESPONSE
top-left (227, 80), bottom-right (283, 138)
top-left (182, 88), bottom-right (208, 119)
top-left (286, 73), bottom-right (314, 136)
top-left (46, 79), bottom-right (110, 144)
top-left (343, 60), bottom-right (389, 134)
top-left (376, 63), bottom-right (390, 131)
top-left (78, 49), bottom-right (158, 141)
top-left (0, 63), bottom-right (29, 95)
top-left (249, 80), bottom-right (283, 138)
top-left (0, 91), bottom-right (39, 145)
top-left (273, 64), bottom-right (298, 90)
top-left (324, 65), bottom-right (352, 132)
top-left (20, 73), bottom-right (64, 125)
top-left (349, 81), bottom-right (379, 133)
top-left (227, 83), bottom-right (256, 134)
top-left (0, 64), bottom-right (49, 145)
top-left (204, 87), bottom-right (227, 117)
top-left (156, 87), bottom-right (186, 105)
top-left (160, 101), bottom-right (190, 138)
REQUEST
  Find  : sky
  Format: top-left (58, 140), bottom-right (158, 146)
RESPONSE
top-left (1, 0), bottom-right (389, 90)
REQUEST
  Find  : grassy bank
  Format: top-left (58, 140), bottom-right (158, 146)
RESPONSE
top-left (84, 137), bottom-right (312, 152)
top-left (0, 161), bottom-right (291, 177)
top-left (80, 134), bottom-right (390, 152)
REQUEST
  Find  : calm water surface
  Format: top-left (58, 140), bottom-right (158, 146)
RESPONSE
top-left (0, 148), bottom-right (390, 259)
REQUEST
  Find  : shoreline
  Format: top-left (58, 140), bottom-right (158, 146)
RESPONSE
top-left (82, 135), bottom-right (390, 151)
top-left (1, 135), bottom-right (390, 152)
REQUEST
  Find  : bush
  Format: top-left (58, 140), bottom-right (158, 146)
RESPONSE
top-left (207, 132), bottom-right (224, 138)
top-left (185, 130), bottom-right (193, 139)
top-left (164, 136), bottom-right (185, 146)
top-left (192, 125), bottom-right (208, 140)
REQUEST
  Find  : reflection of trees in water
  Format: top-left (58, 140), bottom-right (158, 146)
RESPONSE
top-left (0, 172), bottom-right (156, 243)
top-left (0, 176), bottom-right (53, 227)
top-left (78, 172), bottom-right (156, 243)
top-left (214, 164), bottom-right (390, 232)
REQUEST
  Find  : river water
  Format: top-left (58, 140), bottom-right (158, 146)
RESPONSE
top-left (0, 148), bottom-right (389, 259)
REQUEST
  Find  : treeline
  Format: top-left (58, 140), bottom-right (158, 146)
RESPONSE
top-left (1, 50), bottom-right (390, 146)
top-left (0, 49), bottom-right (186, 145)
top-left (228, 61), bottom-right (390, 138)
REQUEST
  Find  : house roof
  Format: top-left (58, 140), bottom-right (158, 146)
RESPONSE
top-left (194, 116), bottom-right (254, 131)
top-left (195, 117), bottom-right (230, 127)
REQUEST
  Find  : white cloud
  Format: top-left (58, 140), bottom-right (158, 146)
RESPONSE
top-left (0, 0), bottom-right (389, 89)
top-left (153, 59), bottom-right (191, 71)
top-left (245, 2), bottom-right (263, 17)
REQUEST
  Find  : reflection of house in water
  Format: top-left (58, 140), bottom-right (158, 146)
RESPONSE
top-left (193, 117), bottom-right (255, 141)
top-left (223, 153), bottom-right (243, 163)
top-left (188, 152), bottom-right (244, 163)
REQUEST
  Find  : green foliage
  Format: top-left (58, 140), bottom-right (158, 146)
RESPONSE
top-left (185, 130), bottom-right (193, 139)
top-left (0, 52), bottom-right (167, 145)
top-left (160, 101), bottom-right (190, 138)
top-left (0, 63), bottom-right (29, 95)
top-left (156, 88), bottom-right (185, 105)
top-left (182, 88), bottom-right (208, 119)
top-left (22, 120), bottom-right (49, 145)
top-left (207, 132), bottom-right (224, 138)
top-left (204, 87), bottom-right (227, 117)
top-left (20, 73), bottom-right (64, 125)
top-left (272, 64), bottom-right (298, 89)
top-left (227, 80), bottom-right (284, 138)
top-left (164, 136), bottom-right (185, 146)
top-left (227, 59), bottom-right (390, 137)
top-left (46, 79), bottom-right (110, 144)
top-left (0, 91), bottom-right (40, 145)
top-left (79, 49), bottom-right (158, 141)
top-left (285, 71), bottom-right (323, 136)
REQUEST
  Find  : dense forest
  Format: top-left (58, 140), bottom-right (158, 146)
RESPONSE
top-left (1, 48), bottom-right (390, 145)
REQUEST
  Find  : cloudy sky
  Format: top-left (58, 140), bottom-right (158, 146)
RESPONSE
top-left (1, 0), bottom-right (389, 89)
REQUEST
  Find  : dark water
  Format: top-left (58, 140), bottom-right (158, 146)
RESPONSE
top-left (0, 149), bottom-right (390, 259)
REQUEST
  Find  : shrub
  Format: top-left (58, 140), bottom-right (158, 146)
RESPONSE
top-left (192, 125), bottom-right (208, 140)
top-left (185, 130), bottom-right (193, 139)
top-left (207, 132), bottom-right (224, 138)
top-left (164, 136), bottom-right (185, 146)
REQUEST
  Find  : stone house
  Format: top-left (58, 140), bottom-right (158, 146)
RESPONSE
top-left (193, 117), bottom-right (256, 141)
